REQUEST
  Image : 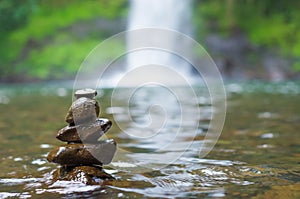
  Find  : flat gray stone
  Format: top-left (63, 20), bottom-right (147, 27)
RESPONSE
top-left (74, 89), bottom-right (97, 99)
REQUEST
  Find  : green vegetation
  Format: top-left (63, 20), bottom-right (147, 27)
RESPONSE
top-left (0, 0), bottom-right (127, 82)
top-left (194, 0), bottom-right (300, 71)
top-left (1, 0), bottom-right (300, 82)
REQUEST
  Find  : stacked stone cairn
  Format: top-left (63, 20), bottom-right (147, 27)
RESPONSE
top-left (47, 89), bottom-right (116, 185)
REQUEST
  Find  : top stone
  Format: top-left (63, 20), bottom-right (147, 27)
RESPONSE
top-left (75, 89), bottom-right (97, 99)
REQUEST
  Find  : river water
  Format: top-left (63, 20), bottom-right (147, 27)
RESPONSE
top-left (0, 81), bottom-right (299, 198)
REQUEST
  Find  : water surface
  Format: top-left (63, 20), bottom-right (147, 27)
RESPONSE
top-left (0, 82), bottom-right (299, 198)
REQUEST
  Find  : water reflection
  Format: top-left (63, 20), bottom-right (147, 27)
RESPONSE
top-left (109, 85), bottom-right (204, 171)
top-left (0, 95), bottom-right (10, 104)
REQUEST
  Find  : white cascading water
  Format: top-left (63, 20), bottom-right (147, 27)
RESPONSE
top-left (125, 0), bottom-right (194, 85)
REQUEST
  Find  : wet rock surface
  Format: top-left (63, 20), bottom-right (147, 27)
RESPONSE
top-left (56, 118), bottom-right (112, 143)
top-left (52, 166), bottom-right (114, 185)
top-left (47, 140), bottom-right (116, 166)
top-left (65, 97), bottom-right (100, 125)
top-left (47, 88), bottom-right (116, 185)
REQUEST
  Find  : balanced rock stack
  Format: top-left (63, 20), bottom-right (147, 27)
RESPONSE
top-left (47, 89), bottom-right (116, 185)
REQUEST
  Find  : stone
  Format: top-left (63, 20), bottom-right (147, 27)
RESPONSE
top-left (47, 139), bottom-right (117, 166)
top-left (74, 88), bottom-right (97, 99)
top-left (91, 139), bottom-right (117, 165)
top-left (47, 88), bottom-right (117, 184)
top-left (65, 97), bottom-right (100, 125)
top-left (52, 165), bottom-right (114, 185)
top-left (56, 118), bottom-right (112, 143)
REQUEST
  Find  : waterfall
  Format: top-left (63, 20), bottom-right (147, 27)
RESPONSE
top-left (128, 0), bottom-right (193, 33)
top-left (125, 0), bottom-right (194, 85)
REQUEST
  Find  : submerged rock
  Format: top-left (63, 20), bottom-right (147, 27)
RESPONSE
top-left (52, 165), bottom-right (114, 185)
top-left (65, 97), bottom-right (100, 125)
top-left (47, 140), bottom-right (116, 166)
top-left (56, 118), bottom-right (112, 143)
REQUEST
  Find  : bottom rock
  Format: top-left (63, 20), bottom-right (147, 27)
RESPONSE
top-left (52, 165), bottom-right (114, 185)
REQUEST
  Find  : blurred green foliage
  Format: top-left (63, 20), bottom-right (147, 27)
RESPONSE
top-left (1, 0), bottom-right (300, 82)
top-left (195, 0), bottom-right (300, 71)
top-left (0, 0), bottom-right (37, 32)
top-left (0, 0), bottom-right (127, 82)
